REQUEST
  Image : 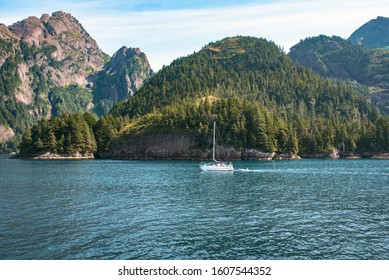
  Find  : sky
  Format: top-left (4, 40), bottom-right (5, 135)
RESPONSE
top-left (0, 0), bottom-right (388, 70)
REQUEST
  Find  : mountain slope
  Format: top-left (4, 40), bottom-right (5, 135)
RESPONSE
top-left (288, 35), bottom-right (389, 114)
top-left (0, 11), bottom-right (152, 152)
top-left (92, 46), bottom-right (153, 116)
top-left (348, 16), bottom-right (389, 48)
top-left (288, 35), bottom-right (370, 80)
top-left (106, 36), bottom-right (387, 158)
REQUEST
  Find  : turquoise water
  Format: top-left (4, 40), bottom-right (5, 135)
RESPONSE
top-left (1, 155), bottom-right (388, 259)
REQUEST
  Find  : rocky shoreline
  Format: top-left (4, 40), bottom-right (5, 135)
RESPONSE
top-left (11, 151), bottom-right (94, 160)
top-left (300, 150), bottom-right (389, 159)
top-left (97, 149), bottom-right (389, 160)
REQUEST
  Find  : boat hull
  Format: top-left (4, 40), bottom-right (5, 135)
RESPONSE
top-left (200, 163), bottom-right (234, 171)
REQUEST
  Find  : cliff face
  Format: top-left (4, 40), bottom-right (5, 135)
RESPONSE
top-left (0, 11), bottom-right (107, 132)
top-left (99, 132), bottom-right (279, 160)
top-left (0, 11), bottom-right (152, 152)
top-left (7, 11), bottom-right (106, 89)
top-left (103, 133), bottom-right (200, 159)
top-left (92, 46), bottom-right (153, 115)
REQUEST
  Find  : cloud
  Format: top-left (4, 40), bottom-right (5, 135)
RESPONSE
top-left (78, 0), bottom-right (387, 69)
top-left (1, 0), bottom-right (388, 70)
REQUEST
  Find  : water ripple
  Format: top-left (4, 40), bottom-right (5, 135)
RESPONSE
top-left (1, 157), bottom-right (389, 259)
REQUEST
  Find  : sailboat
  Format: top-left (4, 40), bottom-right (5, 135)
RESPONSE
top-left (200, 121), bottom-right (234, 171)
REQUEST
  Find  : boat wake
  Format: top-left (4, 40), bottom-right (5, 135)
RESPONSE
top-left (236, 168), bottom-right (263, 172)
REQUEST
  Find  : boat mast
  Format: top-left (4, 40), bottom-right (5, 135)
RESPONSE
top-left (213, 121), bottom-right (216, 161)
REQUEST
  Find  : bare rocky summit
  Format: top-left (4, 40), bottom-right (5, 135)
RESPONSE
top-left (7, 11), bottom-right (106, 88)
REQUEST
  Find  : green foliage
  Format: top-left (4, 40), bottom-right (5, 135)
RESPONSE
top-left (93, 115), bottom-right (126, 153)
top-left (19, 112), bottom-right (97, 155)
top-left (0, 55), bottom-right (34, 152)
top-left (12, 36), bottom-right (389, 156)
top-left (49, 84), bottom-right (93, 116)
top-left (289, 35), bottom-right (371, 81)
top-left (0, 35), bottom-right (100, 153)
top-left (110, 36), bottom-right (387, 154)
top-left (288, 35), bottom-right (389, 114)
top-left (0, 39), bottom-right (13, 53)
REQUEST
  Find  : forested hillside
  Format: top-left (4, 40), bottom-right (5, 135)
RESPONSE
top-left (107, 36), bottom-right (388, 157)
top-left (348, 16), bottom-right (389, 49)
top-left (18, 36), bottom-right (389, 158)
top-left (288, 35), bottom-right (389, 114)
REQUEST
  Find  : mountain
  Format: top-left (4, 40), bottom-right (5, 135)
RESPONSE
top-left (102, 36), bottom-right (387, 159)
top-left (92, 46), bottom-right (153, 116)
top-left (348, 16), bottom-right (389, 49)
top-left (288, 35), bottom-right (389, 114)
top-left (288, 35), bottom-right (370, 80)
top-left (0, 11), bottom-right (152, 152)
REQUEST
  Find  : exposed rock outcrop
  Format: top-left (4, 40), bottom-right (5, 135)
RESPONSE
top-left (92, 46), bottom-right (153, 115)
top-left (11, 151), bottom-right (94, 159)
top-left (0, 125), bottom-right (15, 142)
top-left (8, 11), bottom-right (106, 86)
top-left (99, 132), bottom-right (301, 160)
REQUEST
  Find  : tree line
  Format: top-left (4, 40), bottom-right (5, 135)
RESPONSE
top-left (18, 112), bottom-right (126, 155)
top-left (17, 36), bottom-right (389, 156)
top-left (115, 96), bottom-right (388, 155)
top-left (18, 97), bottom-right (388, 156)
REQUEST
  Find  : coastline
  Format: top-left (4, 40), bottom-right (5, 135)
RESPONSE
top-left (98, 149), bottom-right (389, 160)
top-left (8, 149), bottom-right (389, 160)
top-left (10, 151), bottom-right (95, 160)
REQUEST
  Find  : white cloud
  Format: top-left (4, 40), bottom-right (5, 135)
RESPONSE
top-left (2, 0), bottom-right (388, 70)
top-left (84, 0), bottom-right (387, 69)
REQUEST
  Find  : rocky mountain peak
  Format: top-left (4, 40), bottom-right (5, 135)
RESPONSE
top-left (0, 23), bottom-right (19, 41)
top-left (8, 16), bottom-right (45, 46)
top-left (106, 46), bottom-right (143, 71)
top-left (1, 11), bottom-right (154, 150)
top-left (92, 45), bottom-right (153, 115)
top-left (7, 11), bottom-right (105, 69)
top-left (44, 11), bottom-right (85, 37)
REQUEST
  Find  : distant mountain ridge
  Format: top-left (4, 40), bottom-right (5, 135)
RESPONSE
top-left (348, 16), bottom-right (389, 49)
top-left (0, 11), bottom-right (152, 151)
top-left (288, 17), bottom-right (389, 114)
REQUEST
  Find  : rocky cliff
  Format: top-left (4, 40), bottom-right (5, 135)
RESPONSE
top-left (102, 132), bottom-right (386, 160)
top-left (92, 46), bottom-right (153, 115)
top-left (0, 11), bottom-right (152, 152)
top-left (6, 11), bottom-right (106, 89)
top-left (99, 132), bottom-right (294, 160)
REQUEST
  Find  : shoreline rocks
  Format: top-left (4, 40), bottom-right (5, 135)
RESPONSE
top-left (11, 151), bottom-right (94, 160)
top-left (9, 142), bottom-right (389, 161)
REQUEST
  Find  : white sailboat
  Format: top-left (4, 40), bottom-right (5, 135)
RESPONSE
top-left (200, 121), bottom-right (234, 171)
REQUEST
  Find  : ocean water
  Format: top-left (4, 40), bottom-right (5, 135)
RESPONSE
top-left (0, 155), bottom-right (388, 260)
